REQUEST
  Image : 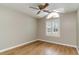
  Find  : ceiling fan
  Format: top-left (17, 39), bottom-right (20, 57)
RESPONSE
top-left (29, 3), bottom-right (64, 19)
top-left (30, 3), bottom-right (49, 14)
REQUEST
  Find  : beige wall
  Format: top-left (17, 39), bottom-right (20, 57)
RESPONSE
top-left (37, 12), bottom-right (77, 47)
top-left (77, 10), bottom-right (79, 50)
top-left (0, 6), bottom-right (37, 50)
top-left (0, 5), bottom-right (77, 50)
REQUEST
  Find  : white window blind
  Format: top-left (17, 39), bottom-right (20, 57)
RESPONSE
top-left (46, 18), bottom-right (60, 37)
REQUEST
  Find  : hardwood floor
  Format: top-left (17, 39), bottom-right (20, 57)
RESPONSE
top-left (0, 40), bottom-right (78, 55)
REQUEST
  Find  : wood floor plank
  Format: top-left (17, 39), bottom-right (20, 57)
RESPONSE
top-left (0, 40), bottom-right (78, 55)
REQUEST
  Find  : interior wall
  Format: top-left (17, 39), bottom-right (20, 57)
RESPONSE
top-left (0, 6), bottom-right (37, 50)
top-left (37, 11), bottom-right (77, 47)
top-left (77, 9), bottom-right (79, 52)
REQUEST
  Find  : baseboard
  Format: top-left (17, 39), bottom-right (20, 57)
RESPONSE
top-left (37, 39), bottom-right (77, 48)
top-left (0, 40), bottom-right (37, 53)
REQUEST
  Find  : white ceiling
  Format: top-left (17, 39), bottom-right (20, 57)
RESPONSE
top-left (0, 3), bottom-right (79, 19)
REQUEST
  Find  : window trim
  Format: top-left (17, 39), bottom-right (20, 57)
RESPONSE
top-left (46, 18), bottom-right (60, 37)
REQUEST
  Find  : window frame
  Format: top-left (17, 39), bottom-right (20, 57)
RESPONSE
top-left (46, 18), bottom-right (60, 37)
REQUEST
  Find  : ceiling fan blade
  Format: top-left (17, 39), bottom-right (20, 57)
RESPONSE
top-left (44, 3), bottom-right (49, 8)
top-left (38, 3), bottom-right (49, 10)
top-left (43, 10), bottom-right (51, 13)
top-left (37, 11), bottom-right (41, 14)
top-left (29, 7), bottom-right (39, 10)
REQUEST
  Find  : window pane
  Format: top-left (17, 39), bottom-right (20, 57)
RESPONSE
top-left (46, 20), bottom-right (52, 35)
top-left (46, 18), bottom-right (60, 37)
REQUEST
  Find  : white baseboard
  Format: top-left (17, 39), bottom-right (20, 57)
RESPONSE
top-left (0, 40), bottom-right (37, 53)
top-left (37, 39), bottom-right (77, 48)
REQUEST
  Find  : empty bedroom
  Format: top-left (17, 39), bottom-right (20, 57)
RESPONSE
top-left (0, 3), bottom-right (79, 55)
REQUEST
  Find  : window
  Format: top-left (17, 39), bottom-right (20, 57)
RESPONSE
top-left (46, 18), bottom-right (60, 37)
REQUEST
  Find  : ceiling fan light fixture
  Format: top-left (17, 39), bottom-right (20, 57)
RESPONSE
top-left (46, 12), bottom-right (60, 19)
